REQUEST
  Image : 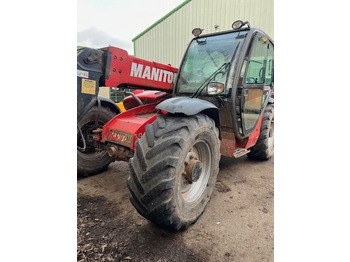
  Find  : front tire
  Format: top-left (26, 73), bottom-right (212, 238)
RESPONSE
top-left (128, 114), bottom-right (220, 231)
top-left (77, 106), bottom-right (117, 176)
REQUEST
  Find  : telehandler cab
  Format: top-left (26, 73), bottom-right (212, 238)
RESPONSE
top-left (77, 20), bottom-right (274, 231)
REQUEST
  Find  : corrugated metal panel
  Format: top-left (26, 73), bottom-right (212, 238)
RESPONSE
top-left (134, 0), bottom-right (273, 68)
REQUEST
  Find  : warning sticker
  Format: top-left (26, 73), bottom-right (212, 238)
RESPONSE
top-left (77, 69), bottom-right (89, 78)
top-left (81, 79), bottom-right (96, 95)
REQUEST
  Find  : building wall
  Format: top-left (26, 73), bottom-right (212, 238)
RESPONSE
top-left (133, 0), bottom-right (273, 68)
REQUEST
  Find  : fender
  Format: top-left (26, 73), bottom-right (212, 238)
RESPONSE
top-left (77, 96), bottom-right (120, 123)
top-left (98, 96), bottom-right (121, 114)
top-left (156, 97), bottom-right (221, 137)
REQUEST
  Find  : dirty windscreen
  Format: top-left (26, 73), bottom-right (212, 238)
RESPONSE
top-left (177, 31), bottom-right (246, 94)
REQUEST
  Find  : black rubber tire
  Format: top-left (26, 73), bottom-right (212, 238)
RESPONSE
top-left (248, 103), bottom-right (274, 160)
top-left (77, 106), bottom-right (117, 176)
top-left (127, 114), bottom-right (220, 231)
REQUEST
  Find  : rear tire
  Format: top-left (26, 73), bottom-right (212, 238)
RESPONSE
top-left (248, 103), bottom-right (274, 160)
top-left (128, 114), bottom-right (220, 231)
top-left (77, 106), bottom-right (117, 176)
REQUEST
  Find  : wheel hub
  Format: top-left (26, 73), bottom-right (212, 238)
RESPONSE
top-left (181, 140), bottom-right (212, 203)
top-left (185, 157), bottom-right (202, 182)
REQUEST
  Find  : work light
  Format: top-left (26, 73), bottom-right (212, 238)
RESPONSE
top-left (192, 28), bottom-right (203, 37)
top-left (232, 20), bottom-right (244, 30)
top-left (232, 20), bottom-right (250, 30)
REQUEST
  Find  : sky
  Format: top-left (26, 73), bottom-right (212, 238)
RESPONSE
top-left (77, 0), bottom-right (184, 54)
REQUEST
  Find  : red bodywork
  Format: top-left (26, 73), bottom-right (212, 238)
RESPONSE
top-left (100, 46), bottom-right (178, 152)
top-left (105, 46), bottom-right (178, 91)
top-left (101, 103), bottom-right (159, 151)
top-left (123, 90), bottom-right (170, 110)
top-left (237, 116), bottom-right (263, 149)
top-left (220, 116), bottom-right (263, 157)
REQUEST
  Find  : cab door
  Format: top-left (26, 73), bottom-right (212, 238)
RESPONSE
top-left (239, 33), bottom-right (274, 136)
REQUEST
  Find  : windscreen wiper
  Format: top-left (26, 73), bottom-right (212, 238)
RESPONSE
top-left (191, 42), bottom-right (241, 98)
top-left (191, 62), bottom-right (230, 98)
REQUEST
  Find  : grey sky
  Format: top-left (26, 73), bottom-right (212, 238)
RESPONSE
top-left (77, 0), bottom-right (184, 54)
top-left (78, 27), bottom-right (132, 51)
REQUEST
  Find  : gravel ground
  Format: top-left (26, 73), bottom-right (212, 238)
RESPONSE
top-left (77, 154), bottom-right (274, 262)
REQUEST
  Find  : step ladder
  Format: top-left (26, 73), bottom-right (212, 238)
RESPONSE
top-left (233, 148), bottom-right (250, 158)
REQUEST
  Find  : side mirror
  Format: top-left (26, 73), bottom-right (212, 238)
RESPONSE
top-left (207, 82), bottom-right (224, 95)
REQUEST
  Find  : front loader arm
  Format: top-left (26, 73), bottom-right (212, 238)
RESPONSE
top-left (103, 46), bottom-right (178, 91)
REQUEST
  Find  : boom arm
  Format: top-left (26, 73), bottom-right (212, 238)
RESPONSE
top-left (104, 46), bottom-right (178, 92)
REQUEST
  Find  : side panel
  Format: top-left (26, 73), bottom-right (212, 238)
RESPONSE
top-left (220, 131), bottom-right (236, 157)
top-left (236, 115), bottom-right (263, 149)
top-left (221, 114), bottom-right (262, 157)
top-left (101, 103), bottom-right (159, 151)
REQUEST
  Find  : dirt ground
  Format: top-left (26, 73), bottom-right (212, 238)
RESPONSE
top-left (77, 155), bottom-right (274, 262)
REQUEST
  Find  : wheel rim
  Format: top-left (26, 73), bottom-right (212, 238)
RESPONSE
top-left (181, 139), bottom-right (212, 203)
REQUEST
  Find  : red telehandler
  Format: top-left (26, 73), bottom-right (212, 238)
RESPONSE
top-left (77, 20), bottom-right (274, 231)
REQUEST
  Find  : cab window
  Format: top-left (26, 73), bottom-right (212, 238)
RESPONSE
top-left (240, 34), bottom-right (274, 133)
top-left (245, 36), bottom-right (273, 85)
